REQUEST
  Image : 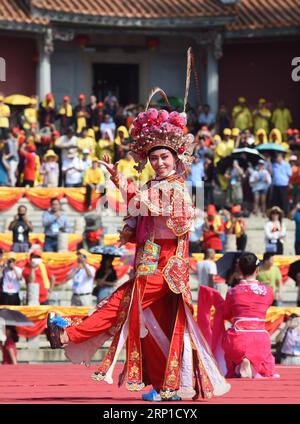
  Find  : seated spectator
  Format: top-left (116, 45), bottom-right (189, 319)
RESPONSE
top-left (42, 197), bottom-right (69, 252)
top-left (40, 149), bottom-right (59, 187)
top-left (257, 252), bottom-right (282, 306)
top-left (0, 257), bottom-right (23, 305)
top-left (249, 160), bottom-right (271, 216)
top-left (264, 206), bottom-right (286, 254)
top-left (1, 326), bottom-right (18, 364)
top-left (96, 129), bottom-right (115, 161)
top-left (8, 205), bottom-right (33, 252)
top-left (198, 104), bottom-right (215, 130)
top-left (100, 114), bottom-right (116, 138)
top-left (19, 142), bottom-right (37, 187)
top-left (83, 157), bottom-right (105, 210)
top-left (93, 254), bottom-right (117, 303)
top-left (275, 314), bottom-right (300, 365)
top-left (223, 252), bottom-right (276, 378)
top-left (82, 149), bottom-right (92, 173)
top-left (62, 147), bottom-right (84, 187)
top-left (23, 251), bottom-right (55, 305)
top-left (77, 127), bottom-right (95, 157)
top-left (55, 127), bottom-right (78, 163)
top-left (69, 252), bottom-right (95, 306)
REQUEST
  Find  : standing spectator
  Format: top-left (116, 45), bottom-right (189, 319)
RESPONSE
top-left (203, 153), bottom-right (215, 207)
top-left (55, 127), bottom-right (78, 163)
top-left (23, 97), bottom-right (38, 132)
top-left (40, 149), bottom-right (59, 187)
top-left (74, 94), bottom-right (90, 135)
top-left (255, 128), bottom-right (268, 145)
top-left (229, 205), bottom-right (247, 251)
top-left (216, 128), bottom-right (234, 160)
top-left (4, 131), bottom-right (19, 186)
top-left (70, 252), bottom-right (95, 306)
top-left (115, 126), bottom-right (130, 160)
top-left (82, 149), bottom-right (92, 174)
top-left (271, 153), bottom-right (292, 216)
top-left (276, 314), bottom-right (300, 365)
top-left (289, 202), bottom-right (300, 254)
top-left (289, 155), bottom-right (300, 206)
top-left (39, 93), bottom-right (56, 128)
top-left (8, 205), bottom-right (33, 252)
top-left (225, 160), bottom-right (245, 207)
top-left (42, 198), bottom-right (69, 252)
top-left (264, 206), bottom-right (286, 254)
top-left (94, 254), bottom-right (117, 303)
top-left (258, 252), bottom-right (283, 306)
top-left (100, 114), bottom-right (116, 138)
top-left (197, 248), bottom-right (217, 288)
top-left (87, 95), bottom-right (99, 129)
top-left (189, 210), bottom-right (204, 255)
top-left (62, 147), bottom-right (84, 187)
top-left (216, 104), bottom-right (231, 137)
top-left (249, 160), bottom-right (271, 216)
top-left (0, 143), bottom-right (9, 186)
top-left (19, 143), bottom-right (37, 187)
top-left (198, 104), bottom-right (215, 130)
top-left (1, 326), bottom-right (18, 364)
top-left (23, 251), bottom-right (55, 305)
top-left (202, 205), bottom-right (224, 253)
top-left (0, 94), bottom-right (10, 138)
top-left (104, 93), bottom-right (118, 119)
top-left (83, 157), bottom-right (105, 210)
top-left (253, 98), bottom-right (271, 134)
top-left (232, 97), bottom-right (252, 131)
top-left (57, 96), bottom-right (73, 133)
top-left (0, 257), bottom-right (23, 305)
top-left (96, 129), bottom-right (115, 161)
top-left (186, 155), bottom-right (204, 206)
top-left (272, 101), bottom-right (292, 140)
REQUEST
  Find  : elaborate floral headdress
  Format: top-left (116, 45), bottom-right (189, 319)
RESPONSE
top-left (130, 48), bottom-right (195, 173)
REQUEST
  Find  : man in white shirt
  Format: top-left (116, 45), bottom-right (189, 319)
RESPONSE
top-left (197, 248), bottom-right (217, 287)
top-left (100, 114), bottom-right (116, 138)
top-left (70, 252), bottom-right (95, 306)
top-left (55, 128), bottom-right (78, 162)
top-left (0, 257), bottom-right (23, 305)
top-left (62, 147), bottom-right (84, 187)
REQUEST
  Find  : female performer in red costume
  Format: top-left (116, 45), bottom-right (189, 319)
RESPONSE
top-left (223, 252), bottom-right (276, 378)
top-left (47, 86), bottom-right (230, 401)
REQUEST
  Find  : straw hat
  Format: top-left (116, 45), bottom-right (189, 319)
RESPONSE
top-left (267, 206), bottom-right (284, 220)
top-left (44, 149), bottom-right (58, 161)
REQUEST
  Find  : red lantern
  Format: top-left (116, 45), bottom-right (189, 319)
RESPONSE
top-left (76, 35), bottom-right (90, 49)
top-left (146, 37), bottom-right (160, 50)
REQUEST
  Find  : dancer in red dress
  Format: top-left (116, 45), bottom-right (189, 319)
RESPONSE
top-left (47, 67), bottom-right (230, 400)
top-left (223, 252), bottom-right (276, 378)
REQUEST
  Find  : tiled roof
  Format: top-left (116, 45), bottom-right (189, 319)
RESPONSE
top-left (30, 0), bottom-right (235, 19)
top-left (228, 0), bottom-right (300, 31)
top-left (0, 0), bottom-right (47, 26)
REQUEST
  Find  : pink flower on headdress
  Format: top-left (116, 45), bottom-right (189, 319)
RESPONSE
top-left (146, 108), bottom-right (159, 124)
top-left (130, 127), bottom-right (140, 138)
top-left (168, 111), bottom-right (187, 129)
top-left (147, 125), bottom-right (160, 134)
top-left (157, 109), bottom-right (169, 124)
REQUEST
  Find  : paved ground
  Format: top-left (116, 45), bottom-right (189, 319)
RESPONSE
top-left (0, 364), bottom-right (300, 404)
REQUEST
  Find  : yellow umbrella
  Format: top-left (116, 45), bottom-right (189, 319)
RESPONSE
top-left (4, 94), bottom-right (32, 106)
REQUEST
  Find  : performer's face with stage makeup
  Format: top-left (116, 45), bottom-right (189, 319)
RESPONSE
top-left (148, 148), bottom-right (176, 178)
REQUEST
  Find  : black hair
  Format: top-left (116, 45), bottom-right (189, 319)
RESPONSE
top-left (148, 146), bottom-right (176, 156)
top-left (50, 197), bottom-right (60, 204)
top-left (263, 252), bottom-right (275, 262)
top-left (6, 326), bottom-right (19, 343)
top-left (238, 252), bottom-right (259, 277)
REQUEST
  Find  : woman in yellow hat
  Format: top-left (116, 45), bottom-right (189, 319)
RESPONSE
top-left (40, 149), bottom-right (59, 187)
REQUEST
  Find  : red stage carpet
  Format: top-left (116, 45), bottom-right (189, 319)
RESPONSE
top-left (0, 364), bottom-right (299, 404)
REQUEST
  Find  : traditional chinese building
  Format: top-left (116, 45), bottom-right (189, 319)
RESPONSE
top-left (0, 0), bottom-right (300, 121)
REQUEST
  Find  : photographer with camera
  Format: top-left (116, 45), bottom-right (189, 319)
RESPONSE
top-left (8, 205), bottom-right (33, 252)
top-left (0, 256), bottom-right (23, 305)
top-left (289, 202), bottom-right (300, 255)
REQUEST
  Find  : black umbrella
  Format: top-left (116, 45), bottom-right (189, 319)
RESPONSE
top-left (216, 252), bottom-right (242, 279)
top-left (0, 309), bottom-right (34, 326)
top-left (232, 148), bottom-right (265, 167)
top-left (217, 156), bottom-right (248, 174)
top-left (288, 260), bottom-right (300, 283)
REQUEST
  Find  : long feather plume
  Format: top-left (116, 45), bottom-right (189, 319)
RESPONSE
top-left (145, 87), bottom-right (171, 110)
top-left (183, 47), bottom-right (193, 113)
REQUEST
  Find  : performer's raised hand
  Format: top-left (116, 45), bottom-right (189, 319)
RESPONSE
top-left (99, 154), bottom-right (118, 177)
